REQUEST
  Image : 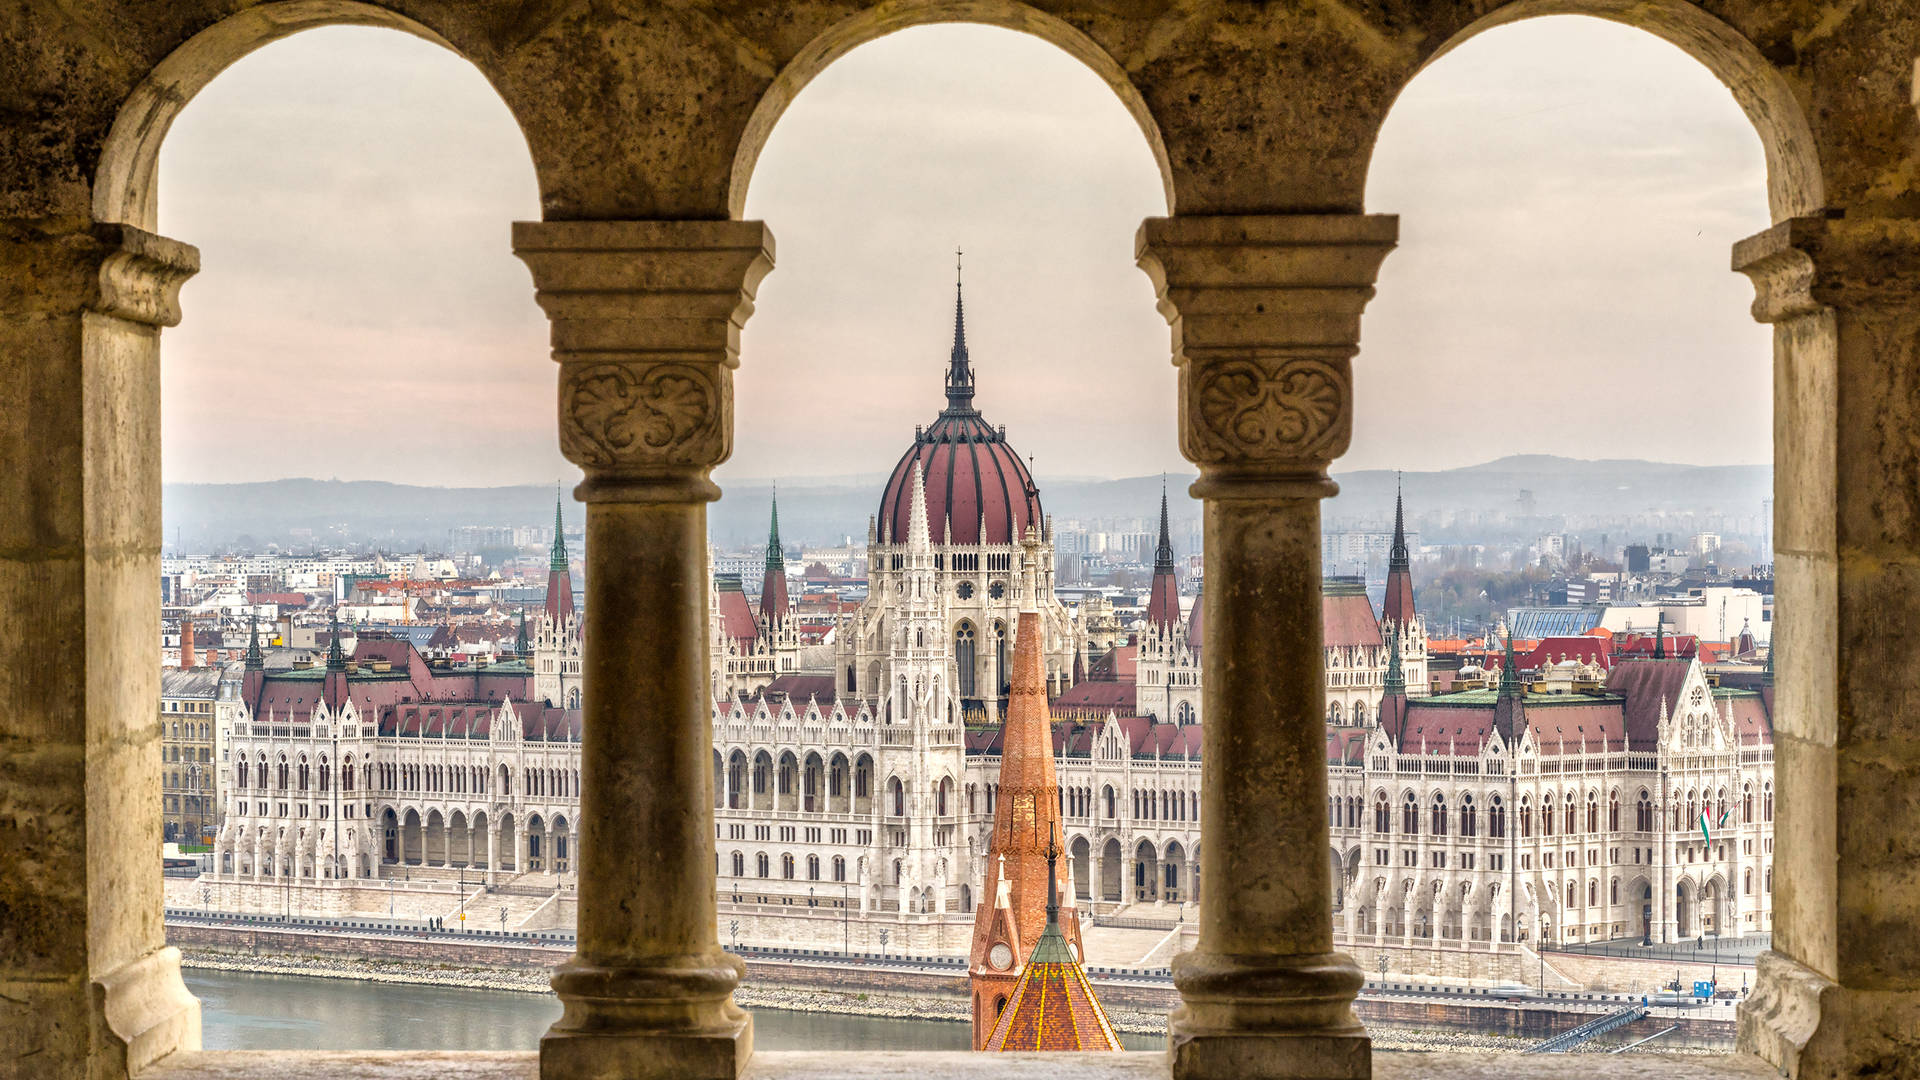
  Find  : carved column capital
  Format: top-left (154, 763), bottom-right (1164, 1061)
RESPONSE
top-left (513, 220), bottom-right (774, 503)
top-left (1734, 214), bottom-right (1920, 323)
top-left (88, 225), bottom-right (200, 327)
top-left (1136, 214), bottom-right (1396, 499)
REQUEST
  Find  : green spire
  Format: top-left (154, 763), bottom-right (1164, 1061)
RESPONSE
top-left (1497, 627), bottom-right (1521, 699)
top-left (245, 613), bottom-right (263, 670)
top-left (765, 487), bottom-right (783, 572)
top-left (515, 611), bottom-right (530, 658)
top-left (1383, 622), bottom-right (1405, 697)
top-left (1653, 611), bottom-right (1666, 659)
top-left (550, 489), bottom-right (569, 573)
top-left (325, 611), bottom-right (346, 671)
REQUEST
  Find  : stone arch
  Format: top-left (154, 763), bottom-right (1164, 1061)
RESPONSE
top-left (1101, 836), bottom-right (1123, 902)
top-left (1069, 835), bottom-right (1092, 900)
top-left (728, 3), bottom-right (1176, 218)
top-left (92, 1), bottom-right (530, 232)
top-left (551, 815), bottom-right (572, 873)
top-left (1133, 838), bottom-right (1160, 902)
top-left (424, 809), bottom-right (446, 867)
top-left (401, 808), bottom-right (422, 865)
top-left (1398, 2), bottom-right (1823, 221)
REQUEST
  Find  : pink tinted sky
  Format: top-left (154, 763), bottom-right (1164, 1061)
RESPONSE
top-left (158, 18), bottom-right (1770, 487)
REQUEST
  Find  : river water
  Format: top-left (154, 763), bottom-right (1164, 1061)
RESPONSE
top-left (185, 969), bottom-right (1160, 1052)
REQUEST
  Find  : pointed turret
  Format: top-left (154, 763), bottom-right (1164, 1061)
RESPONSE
top-left (1145, 479), bottom-right (1179, 631)
top-left (1378, 622), bottom-right (1409, 744)
top-left (515, 611), bottom-right (530, 659)
top-left (325, 612), bottom-right (346, 672)
top-left (243, 611), bottom-right (263, 668)
top-left (907, 460), bottom-right (932, 552)
top-left (1382, 476), bottom-right (1416, 629)
top-left (945, 251), bottom-right (976, 415)
top-left (545, 490), bottom-right (576, 628)
top-left (323, 611), bottom-right (349, 711)
top-left (1653, 611), bottom-right (1667, 659)
top-left (760, 489), bottom-right (790, 627)
top-left (243, 612), bottom-right (265, 706)
top-left (970, 606), bottom-right (1080, 1047)
top-left (1492, 627), bottom-right (1525, 744)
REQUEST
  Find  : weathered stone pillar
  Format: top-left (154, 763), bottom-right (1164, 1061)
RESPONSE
top-left (1138, 214), bottom-right (1395, 1080)
top-left (1732, 215), bottom-right (1920, 1080)
top-left (0, 223), bottom-right (201, 1077)
top-left (516, 220), bottom-right (773, 1080)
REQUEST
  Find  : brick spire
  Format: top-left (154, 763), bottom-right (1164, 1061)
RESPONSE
top-left (969, 607), bottom-right (1081, 1047)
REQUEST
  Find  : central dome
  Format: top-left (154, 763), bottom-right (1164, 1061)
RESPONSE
top-left (876, 276), bottom-right (1042, 547)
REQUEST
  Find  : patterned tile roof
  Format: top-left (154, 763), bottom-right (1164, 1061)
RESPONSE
top-left (981, 918), bottom-right (1122, 1052)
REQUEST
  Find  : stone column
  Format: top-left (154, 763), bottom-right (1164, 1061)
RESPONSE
top-left (1732, 216), bottom-right (1920, 1079)
top-left (1138, 214), bottom-right (1395, 1080)
top-left (516, 220), bottom-right (773, 1080)
top-left (0, 224), bottom-right (202, 1077)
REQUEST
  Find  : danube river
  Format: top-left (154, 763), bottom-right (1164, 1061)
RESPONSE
top-left (186, 969), bottom-right (1160, 1052)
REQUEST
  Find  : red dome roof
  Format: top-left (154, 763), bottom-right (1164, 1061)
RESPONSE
top-left (876, 270), bottom-right (1042, 547)
top-left (879, 414), bottom-right (1041, 546)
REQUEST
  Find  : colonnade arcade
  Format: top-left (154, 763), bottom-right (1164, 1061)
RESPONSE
top-left (12, 1), bottom-right (1920, 1079)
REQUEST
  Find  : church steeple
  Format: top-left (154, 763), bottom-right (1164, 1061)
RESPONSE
top-left (545, 490), bottom-right (577, 628)
top-left (245, 613), bottom-right (263, 671)
top-left (1382, 475), bottom-right (1416, 628)
top-left (760, 489), bottom-right (790, 627)
top-left (325, 611), bottom-right (346, 672)
top-left (1492, 627), bottom-right (1526, 745)
top-left (1145, 478), bottom-right (1179, 631)
top-left (549, 489), bottom-right (569, 573)
top-left (944, 250), bottom-right (975, 416)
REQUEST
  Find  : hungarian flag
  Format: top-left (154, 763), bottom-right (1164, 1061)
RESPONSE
top-left (1701, 806), bottom-right (1731, 843)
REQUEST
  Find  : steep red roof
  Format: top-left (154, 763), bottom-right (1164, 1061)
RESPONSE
top-left (1605, 658), bottom-right (1694, 748)
top-left (1323, 587), bottom-right (1382, 649)
top-left (1052, 678), bottom-right (1136, 717)
top-left (714, 578), bottom-right (758, 651)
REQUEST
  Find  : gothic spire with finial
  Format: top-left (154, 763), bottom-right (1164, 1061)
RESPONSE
top-left (550, 486), bottom-right (569, 573)
top-left (765, 486), bottom-right (783, 573)
top-left (243, 611), bottom-right (263, 668)
top-left (1146, 476), bottom-right (1180, 631)
top-left (1154, 476), bottom-right (1175, 576)
top-left (1383, 621), bottom-right (1406, 697)
top-left (944, 248), bottom-right (975, 415)
top-left (760, 487), bottom-right (791, 627)
top-left (1383, 473), bottom-right (1417, 629)
top-left (326, 611), bottom-right (346, 671)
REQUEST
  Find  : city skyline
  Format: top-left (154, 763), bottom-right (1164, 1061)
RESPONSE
top-left (158, 18), bottom-right (1768, 488)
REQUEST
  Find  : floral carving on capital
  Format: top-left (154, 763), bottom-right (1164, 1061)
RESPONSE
top-left (560, 361), bottom-right (730, 471)
top-left (1183, 355), bottom-right (1350, 467)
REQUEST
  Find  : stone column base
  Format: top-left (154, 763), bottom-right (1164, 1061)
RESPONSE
top-left (541, 958), bottom-right (753, 1080)
top-left (93, 945), bottom-right (201, 1076)
top-left (1168, 951), bottom-right (1370, 1080)
top-left (1738, 950), bottom-right (1920, 1080)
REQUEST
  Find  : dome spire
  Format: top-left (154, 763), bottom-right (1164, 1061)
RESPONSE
top-left (945, 248), bottom-right (975, 415)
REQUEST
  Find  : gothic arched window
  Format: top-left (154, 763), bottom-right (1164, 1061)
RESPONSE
top-left (955, 623), bottom-right (977, 697)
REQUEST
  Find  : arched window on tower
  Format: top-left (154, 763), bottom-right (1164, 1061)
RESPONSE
top-left (1374, 794), bottom-right (1390, 833)
top-left (1489, 795), bottom-right (1506, 839)
top-left (955, 622), bottom-right (977, 697)
top-left (1402, 792), bottom-right (1419, 835)
top-left (1430, 794), bottom-right (1448, 836)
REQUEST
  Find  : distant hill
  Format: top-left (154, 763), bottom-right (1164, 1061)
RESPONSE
top-left (163, 455), bottom-right (1772, 553)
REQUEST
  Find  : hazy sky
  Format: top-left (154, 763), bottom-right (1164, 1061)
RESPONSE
top-left (158, 17), bottom-right (1771, 487)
